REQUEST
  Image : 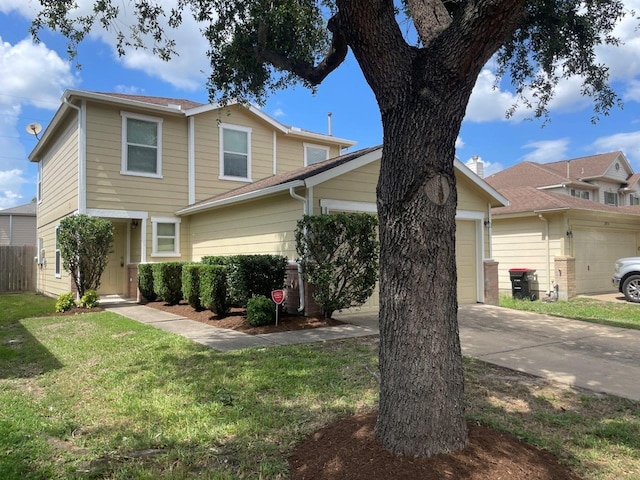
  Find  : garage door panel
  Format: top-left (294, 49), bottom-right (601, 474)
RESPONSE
top-left (574, 228), bottom-right (637, 294)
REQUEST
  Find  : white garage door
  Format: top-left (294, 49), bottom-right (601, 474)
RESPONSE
top-left (456, 220), bottom-right (478, 304)
top-left (573, 228), bottom-right (638, 294)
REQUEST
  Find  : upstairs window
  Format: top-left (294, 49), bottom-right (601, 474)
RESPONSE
top-left (570, 189), bottom-right (589, 200)
top-left (604, 192), bottom-right (618, 206)
top-left (151, 217), bottom-right (181, 257)
top-left (304, 143), bottom-right (330, 166)
top-left (121, 112), bottom-right (163, 177)
top-left (219, 124), bottom-right (251, 181)
top-left (631, 195), bottom-right (640, 206)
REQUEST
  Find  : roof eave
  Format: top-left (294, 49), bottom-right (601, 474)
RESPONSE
top-left (176, 180), bottom-right (305, 216)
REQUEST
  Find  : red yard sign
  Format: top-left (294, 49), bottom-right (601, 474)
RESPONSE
top-left (271, 289), bottom-right (285, 305)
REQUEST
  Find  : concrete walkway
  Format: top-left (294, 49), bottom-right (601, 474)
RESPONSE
top-left (104, 300), bottom-right (640, 402)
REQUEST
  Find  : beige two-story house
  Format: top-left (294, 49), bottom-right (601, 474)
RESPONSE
top-left (484, 152), bottom-right (640, 299)
top-left (31, 89), bottom-right (506, 311)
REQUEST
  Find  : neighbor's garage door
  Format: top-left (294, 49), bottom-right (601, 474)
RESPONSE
top-left (456, 220), bottom-right (478, 304)
top-left (573, 228), bottom-right (638, 294)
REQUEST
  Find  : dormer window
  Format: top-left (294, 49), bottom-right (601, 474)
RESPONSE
top-left (570, 189), bottom-right (589, 200)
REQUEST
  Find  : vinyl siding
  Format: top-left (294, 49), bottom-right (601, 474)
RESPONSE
top-left (1, 216), bottom-right (36, 246)
top-left (36, 219), bottom-right (72, 297)
top-left (492, 215), bottom-right (564, 294)
top-left (193, 106), bottom-right (276, 201)
top-left (37, 116), bottom-right (79, 229)
top-left (85, 103), bottom-right (189, 214)
top-left (311, 161), bottom-right (379, 213)
top-left (189, 194), bottom-right (303, 260)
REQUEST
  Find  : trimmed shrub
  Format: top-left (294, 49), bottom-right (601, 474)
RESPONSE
top-left (226, 255), bottom-right (287, 307)
top-left (55, 292), bottom-right (76, 313)
top-left (200, 265), bottom-right (229, 316)
top-left (152, 262), bottom-right (184, 305)
top-left (78, 290), bottom-right (99, 308)
top-left (296, 213), bottom-right (379, 318)
top-left (182, 264), bottom-right (203, 310)
top-left (138, 263), bottom-right (156, 302)
top-left (201, 256), bottom-right (228, 266)
top-left (246, 295), bottom-right (275, 326)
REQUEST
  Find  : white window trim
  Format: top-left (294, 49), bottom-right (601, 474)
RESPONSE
top-left (151, 217), bottom-right (181, 257)
top-left (120, 111), bottom-right (163, 179)
top-left (304, 142), bottom-right (330, 166)
top-left (219, 123), bottom-right (252, 182)
top-left (55, 226), bottom-right (61, 278)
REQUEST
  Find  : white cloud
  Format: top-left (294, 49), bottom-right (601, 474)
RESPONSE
top-left (521, 138), bottom-right (570, 163)
top-left (590, 131), bottom-right (640, 166)
top-left (0, 0), bottom-right (39, 18)
top-left (272, 108), bottom-right (285, 118)
top-left (115, 85), bottom-right (145, 95)
top-left (0, 168), bottom-right (26, 209)
top-left (0, 36), bottom-right (74, 207)
top-left (463, 155), bottom-right (504, 177)
top-left (455, 136), bottom-right (464, 149)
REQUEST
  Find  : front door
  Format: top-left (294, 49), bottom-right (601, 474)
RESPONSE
top-left (98, 222), bottom-right (126, 295)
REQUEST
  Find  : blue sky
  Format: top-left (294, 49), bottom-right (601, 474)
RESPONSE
top-left (2, 1), bottom-right (640, 209)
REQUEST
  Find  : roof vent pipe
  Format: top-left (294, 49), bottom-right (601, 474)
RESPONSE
top-left (328, 112), bottom-right (332, 136)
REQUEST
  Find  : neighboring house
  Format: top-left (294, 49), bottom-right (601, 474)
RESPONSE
top-left (0, 202), bottom-right (36, 246)
top-left (30, 89), bottom-right (506, 311)
top-left (484, 152), bottom-right (640, 299)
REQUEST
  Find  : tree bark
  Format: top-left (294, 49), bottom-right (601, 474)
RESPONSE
top-left (333, 0), bottom-right (526, 457)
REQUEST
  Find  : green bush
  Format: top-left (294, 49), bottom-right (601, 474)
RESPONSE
top-left (226, 255), bottom-right (287, 307)
top-left (55, 292), bottom-right (76, 313)
top-left (152, 262), bottom-right (184, 305)
top-left (138, 263), bottom-right (156, 302)
top-left (182, 264), bottom-right (203, 310)
top-left (246, 295), bottom-right (275, 326)
top-left (200, 265), bottom-right (229, 316)
top-left (296, 213), bottom-right (379, 318)
top-left (201, 256), bottom-right (228, 266)
top-left (78, 290), bottom-right (99, 308)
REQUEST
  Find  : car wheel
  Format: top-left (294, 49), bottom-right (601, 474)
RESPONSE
top-left (622, 275), bottom-right (640, 303)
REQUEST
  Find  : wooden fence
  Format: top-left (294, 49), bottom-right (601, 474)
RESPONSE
top-left (0, 245), bottom-right (37, 293)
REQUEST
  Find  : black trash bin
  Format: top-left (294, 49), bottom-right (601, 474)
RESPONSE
top-left (508, 268), bottom-right (536, 300)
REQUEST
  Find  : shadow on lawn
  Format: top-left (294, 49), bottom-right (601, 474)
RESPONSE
top-left (0, 318), bottom-right (63, 379)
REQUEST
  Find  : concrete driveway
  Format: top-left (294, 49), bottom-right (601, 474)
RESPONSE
top-left (336, 304), bottom-right (640, 401)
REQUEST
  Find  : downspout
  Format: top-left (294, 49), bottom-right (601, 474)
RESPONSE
top-left (487, 203), bottom-right (493, 259)
top-left (538, 214), bottom-right (551, 292)
top-left (63, 98), bottom-right (86, 214)
top-left (290, 186), bottom-right (308, 312)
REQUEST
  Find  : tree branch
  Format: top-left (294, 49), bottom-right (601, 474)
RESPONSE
top-left (407, 0), bottom-right (452, 46)
top-left (255, 14), bottom-right (348, 86)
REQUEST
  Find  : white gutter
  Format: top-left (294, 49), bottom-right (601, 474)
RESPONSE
top-left (63, 99), bottom-right (86, 214)
top-left (538, 214), bottom-right (551, 292)
top-left (289, 186), bottom-right (308, 312)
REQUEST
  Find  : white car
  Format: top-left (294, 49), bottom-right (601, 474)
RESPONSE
top-left (612, 257), bottom-right (640, 303)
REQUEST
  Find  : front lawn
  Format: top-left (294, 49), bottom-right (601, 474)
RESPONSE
top-left (0, 292), bottom-right (56, 321)
top-left (500, 295), bottom-right (640, 330)
top-left (1, 293), bottom-right (639, 479)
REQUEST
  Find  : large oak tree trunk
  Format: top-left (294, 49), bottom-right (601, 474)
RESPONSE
top-left (374, 89), bottom-right (472, 456)
top-left (333, 0), bottom-right (526, 458)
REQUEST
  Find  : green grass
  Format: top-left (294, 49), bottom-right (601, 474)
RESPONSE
top-left (0, 292), bottom-right (57, 321)
top-left (1, 293), bottom-right (639, 479)
top-left (500, 295), bottom-right (640, 330)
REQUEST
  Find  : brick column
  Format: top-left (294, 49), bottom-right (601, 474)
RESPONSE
top-left (483, 260), bottom-right (499, 305)
top-left (554, 256), bottom-right (576, 301)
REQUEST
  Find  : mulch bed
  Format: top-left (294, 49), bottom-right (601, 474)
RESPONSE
top-left (289, 411), bottom-right (580, 480)
top-left (142, 300), bottom-right (344, 335)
